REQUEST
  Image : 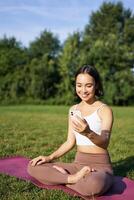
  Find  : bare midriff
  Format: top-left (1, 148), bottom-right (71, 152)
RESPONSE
top-left (77, 145), bottom-right (108, 154)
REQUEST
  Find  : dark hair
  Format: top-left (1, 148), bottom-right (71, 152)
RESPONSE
top-left (75, 65), bottom-right (104, 97)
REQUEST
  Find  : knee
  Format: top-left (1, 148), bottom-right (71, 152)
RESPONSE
top-left (27, 162), bottom-right (35, 176)
top-left (80, 176), bottom-right (105, 196)
top-left (89, 177), bottom-right (104, 195)
top-left (86, 173), bottom-right (113, 196)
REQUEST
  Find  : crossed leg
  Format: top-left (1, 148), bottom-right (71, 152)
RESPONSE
top-left (27, 162), bottom-right (113, 196)
top-left (27, 162), bottom-right (91, 185)
top-left (53, 165), bottom-right (91, 184)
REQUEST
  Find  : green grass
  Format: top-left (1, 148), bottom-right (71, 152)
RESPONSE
top-left (0, 105), bottom-right (134, 199)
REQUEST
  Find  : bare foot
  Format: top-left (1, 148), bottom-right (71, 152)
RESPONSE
top-left (53, 165), bottom-right (68, 175)
top-left (67, 166), bottom-right (91, 184)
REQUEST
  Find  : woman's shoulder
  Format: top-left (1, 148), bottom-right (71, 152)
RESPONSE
top-left (97, 101), bottom-right (113, 118)
top-left (97, 101), bottom-right (112, 110)
top-left (69, 104), bottom-right (78, 111)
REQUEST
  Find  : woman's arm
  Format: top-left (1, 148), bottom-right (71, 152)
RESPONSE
top-left (87, 106), bottom-right (113, 148)
top-left (49, 107), bottom-right (76, 160)
top-left (30, 107), bottom-right (76, 166)
top-left (72, 105), bottom-right (113, 149)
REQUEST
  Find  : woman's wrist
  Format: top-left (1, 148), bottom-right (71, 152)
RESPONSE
top-left (85, 129), bottom-right (94, 138)
top-left (49, 151), bottom-right (60, 161)
top-left (84, 126), bottom-right (92, 137)
top-left (49, 154), bottom-right (54, 161)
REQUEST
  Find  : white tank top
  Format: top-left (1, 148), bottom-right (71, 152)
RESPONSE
top-left (71, 104), bottom-right (106, 146)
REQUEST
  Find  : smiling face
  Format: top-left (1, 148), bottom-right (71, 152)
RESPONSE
top-left (76, 73), bottom-right (96, 102)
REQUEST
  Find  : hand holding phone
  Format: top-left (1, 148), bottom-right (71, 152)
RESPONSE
top-left (71, 110), bottom-right (89, 135)
top-left (70, 110), bottom-right (83, 121)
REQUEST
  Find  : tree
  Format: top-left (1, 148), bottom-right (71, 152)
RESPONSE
top-left (0, 36), bottom-right (29, 103)
top-left (85, 2), bottom-right (132, 40)
top-left (29, 30), bottom-right (60, 59)
top-left (27, 30), bottom-right (61, 101)
top-left (28, 55), bottom-right (59, 100)
top-left (82, 1), bottom-right (134, 105)
top-left (57, 32), bottom-right (82, 104)
top-left (0, 36), bottom-right (28, 75)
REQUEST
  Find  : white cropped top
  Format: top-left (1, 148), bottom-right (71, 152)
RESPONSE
top-left (71, 104), bottom-right (106, 146)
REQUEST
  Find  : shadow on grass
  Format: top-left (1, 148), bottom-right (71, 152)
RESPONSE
top-left (113, 156), bottom-right (134, 177)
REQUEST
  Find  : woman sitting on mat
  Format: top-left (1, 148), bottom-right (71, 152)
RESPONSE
top-left (27, 64), bottom-right (114, 197)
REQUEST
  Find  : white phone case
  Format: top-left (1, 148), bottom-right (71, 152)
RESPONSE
top-left (71, 110), bottom-right (83, 120)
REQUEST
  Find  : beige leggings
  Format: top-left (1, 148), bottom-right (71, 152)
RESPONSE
top-left (27, 152), bottom-right (114, 197)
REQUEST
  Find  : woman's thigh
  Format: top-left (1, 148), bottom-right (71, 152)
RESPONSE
top-left (27, 161), bottom-right (80, 184)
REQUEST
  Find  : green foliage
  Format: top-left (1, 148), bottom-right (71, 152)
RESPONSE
top-left (0, 36), bottom-right (29, 103)
top-left (0, 36), bottom-right (28, 75)
top-left (57, 32), bottom-right (82, 104)
top-left (82, 1), bottom-right (134, 105)
top-left (28, 56), bottom-right (59, 100)
top-left (0, 32), bottom-right (60, 104)
top-left (29, 30), bottom-right (60, 59)
top-left (0, 2), bottom-right (134, 105)
top-left (27, 30), bottom-right (60, 101)
top-left (85, 1), bottom-right (132, 40)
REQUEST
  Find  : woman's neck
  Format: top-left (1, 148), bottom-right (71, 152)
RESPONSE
top-left (81, 97), bottom-right (97, 106)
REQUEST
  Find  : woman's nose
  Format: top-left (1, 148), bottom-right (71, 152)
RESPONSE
top-left (82, 87), bottom-right (87, 93)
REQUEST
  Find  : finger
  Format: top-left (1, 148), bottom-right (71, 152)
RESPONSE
top-left (72, 121), bottom-right (82, 130)
top-left (30, 158), bottom-right (37, 163)
top-left (31, 162), bottom-right (36, 166)
top-left (72, 124), bottom-right (81, 131)
top-left (72, 121), bottom-right (78, 129)
top-left (72, 120), bottom-right (83, 129)
top-left (30, 159), bottom-right (36, 165)
top-left (72, 124), bottom-right (80, 131)
top-left (75, 117), bottom-right (85, 127)
top-left (30, 160), bottom-right (33, 164)
top-left (76, 116), bottom-right (87, 126)
top-left (36, 160), bottom-right (45, 165)
top-left (73, 124), bottom-right (85, 133)
top-left (31, 159), bottom-right (41, 166)
top-left (74, 127), bottom-right (82, 133)
top-left (73, 117), bottom-right (83, 125)
top-left (31, 160), bottom-right (38, 166)
top-left (72, 119), bottom-right (79, 126)
top-left (73, 128), bottom-right (79, 132)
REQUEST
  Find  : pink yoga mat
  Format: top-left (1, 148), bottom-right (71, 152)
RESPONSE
top-left (0, 156), bottom-right (134, 200)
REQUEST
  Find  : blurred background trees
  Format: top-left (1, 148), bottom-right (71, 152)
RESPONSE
top-left (0, 1), bottom-right (134, 105)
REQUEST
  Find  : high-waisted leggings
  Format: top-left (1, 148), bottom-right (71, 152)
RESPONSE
top-left (27, 152), bottom-right (114, 197)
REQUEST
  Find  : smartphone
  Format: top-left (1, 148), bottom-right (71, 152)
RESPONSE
top-left (70, 110), bottom-right (83, 119)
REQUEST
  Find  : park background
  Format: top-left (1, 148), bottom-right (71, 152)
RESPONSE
top-left (0, 0), bottom-right (134, 199)
top-left (0, 0), bottom-right (134, 105)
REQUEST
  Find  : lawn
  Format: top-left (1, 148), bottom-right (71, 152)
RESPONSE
top-left (0, 105), bottom-right (134, 200)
